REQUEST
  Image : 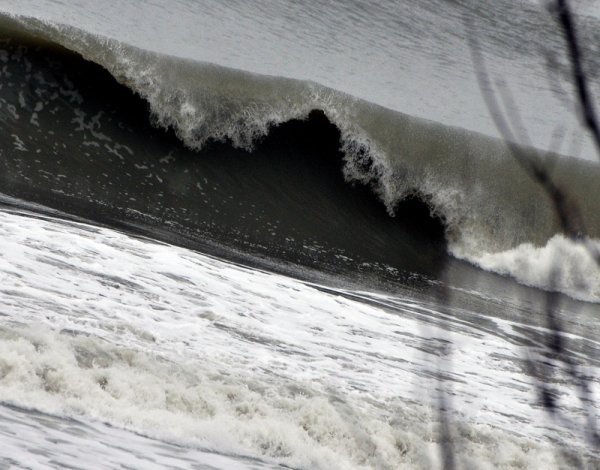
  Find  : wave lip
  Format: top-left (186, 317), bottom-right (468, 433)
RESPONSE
top-left (2, 13), bottom-right (600, 302)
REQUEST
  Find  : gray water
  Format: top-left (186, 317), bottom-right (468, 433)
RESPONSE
top-left (3, 0), bottom-right (600, 159)
top-left (1, 1), bottom-right (600, 469)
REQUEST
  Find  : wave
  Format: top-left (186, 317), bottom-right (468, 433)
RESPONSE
top-left (1, 13), bottom-right (600, 301)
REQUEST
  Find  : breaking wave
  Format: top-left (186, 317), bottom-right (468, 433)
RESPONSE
top-left (1, 13), bottom-right (600, 301)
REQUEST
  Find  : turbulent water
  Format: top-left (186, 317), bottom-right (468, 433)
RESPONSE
top-left (0, 1), bottom-right (599, 469)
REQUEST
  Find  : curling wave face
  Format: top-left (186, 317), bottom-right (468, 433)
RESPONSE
top-left (1, 14), bottom-right (600, 301)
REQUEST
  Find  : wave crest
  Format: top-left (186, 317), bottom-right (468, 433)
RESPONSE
top-left (3, 13), bottom-right (600, 302)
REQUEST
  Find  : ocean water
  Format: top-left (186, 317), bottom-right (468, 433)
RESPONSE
top-left (0, 1), bottom-right (599, 468)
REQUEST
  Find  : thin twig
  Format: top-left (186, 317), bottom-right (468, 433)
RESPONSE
top-left (553, 0), bottom-right (600, 159)
top-left (466, 22), bottom-right (585, 239)
top-left (465, 2), bottom-right (600, 457)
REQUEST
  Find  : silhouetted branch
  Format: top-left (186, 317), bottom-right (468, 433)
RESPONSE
top-left (552, 0), bottom-right (600, 158)
top-left (437, 389), bottom-right (456, 470)
top-left (465, 0), bottom-right (600, 461)
top-left (435, 281), bottom-right (456, 470)
top-left (466, 21), bottom-right (586, 241)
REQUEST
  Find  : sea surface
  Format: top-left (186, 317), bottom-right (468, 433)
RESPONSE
top-left (0, 1), bottom-right (599, 468)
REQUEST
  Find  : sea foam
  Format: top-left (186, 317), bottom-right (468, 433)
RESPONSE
top-left (0, 209), bottom-right (593, 468)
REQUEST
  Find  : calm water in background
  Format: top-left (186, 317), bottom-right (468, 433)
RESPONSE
top-left (4, 0), bottom-right (600, 156)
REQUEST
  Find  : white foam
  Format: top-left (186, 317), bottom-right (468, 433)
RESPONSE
top-left (466, 235), bottom-right (600, 303)
top-left (0, 209), bottom-right (597, 468)
top-left (0, 404), bottom-right (270, 470)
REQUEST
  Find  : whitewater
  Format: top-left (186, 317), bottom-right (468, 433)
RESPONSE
top-left (0, 207), bottom-right (598, 469)
top-left (0, 0), bottom-right (599, 468)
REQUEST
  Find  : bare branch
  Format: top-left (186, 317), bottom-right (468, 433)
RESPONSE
top-left (465, 4), bottom-right (600, 459)
top-left (553, 0), bottom-right (600, 159)
top-left (466, 21), bottom-right (586, 240)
